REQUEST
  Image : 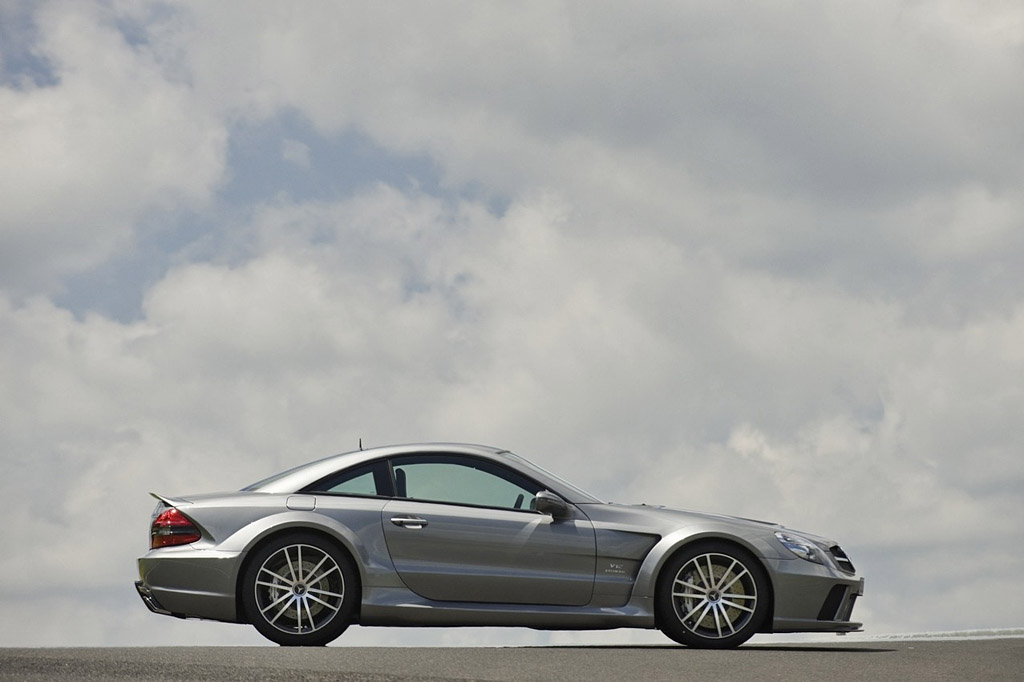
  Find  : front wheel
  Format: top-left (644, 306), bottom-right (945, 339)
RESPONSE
top-left (241, 533), bottom-right (359, 646)
top-left (655, 542), bottom-right (770, 649)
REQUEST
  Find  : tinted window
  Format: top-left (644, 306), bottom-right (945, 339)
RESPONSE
top-left (392, 455), bottom-right (541, 511)
top-left (304, 461), bottom-right (391, 497)
top-left (328, 469), bottom-right (376, 495)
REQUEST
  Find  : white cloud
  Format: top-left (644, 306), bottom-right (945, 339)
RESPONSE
top-left (0, 1), bottom-right (226, 293)
top-left (165, 1), bottom-right (1024, 203)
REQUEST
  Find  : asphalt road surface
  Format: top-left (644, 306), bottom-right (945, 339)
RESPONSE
top-left (1, 639), bottom-right (1022, 681)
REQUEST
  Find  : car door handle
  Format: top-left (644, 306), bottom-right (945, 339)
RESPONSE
top-left (390, 516), bottom-right (428, 529)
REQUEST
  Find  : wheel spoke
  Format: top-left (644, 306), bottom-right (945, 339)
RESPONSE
top-left (307, 594), bottom-right (340, 612)
top-left (693, 601), bottom-right (713, 631)
top-left (256, 579), bottom-right (290, 590)
top-left (688, 561), bottom-right (704, 585)
top-left (717, 559), bottom-right (739, 589)
top-left (720, 567), bottom-right (749, 594)
top-left (267, 596), bottom-right (295, 625)
top-left (719, 603), bottom-right (736, 634)
top-left (674, 578), bottom-right (707, 593)
top-left (259, 590), bottom-right (292, 615)
top-left (302, 596), bottom-right (317, 631)
top-left (306, 553), bottom-right (330, 581)
top-left (284, 548), bottom-right (298, 584)
top-left (307, 587), bottom-right (344, 600)
top-left (712, 601), bottom-right (723, 637)
top-left (721, 599), bottom-right (755, 614)
top-left (682, 598), bottom-right (709, 623)
top-left (259, 566), bottom-right (294, 587)
top-left (692, 559), bottom-right (710, 589)
top-left (311, 563), bottom-right (340, 584)
top-left (673, 590), bottom-right (707, 599)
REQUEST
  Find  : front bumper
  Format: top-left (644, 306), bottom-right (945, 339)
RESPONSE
top-left (766, 558), bottom-right (865, 634)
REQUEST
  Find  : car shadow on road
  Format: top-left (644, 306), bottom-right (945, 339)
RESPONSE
top-left (738, 645), bottom-right (896, 653)
top-left (539, 645), bottom-right (897, 653)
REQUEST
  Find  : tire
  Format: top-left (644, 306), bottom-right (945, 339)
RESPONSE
top-left (655, 541), bottom-right (770, 649)
top-left (241, 532), bottom-right (359, 646)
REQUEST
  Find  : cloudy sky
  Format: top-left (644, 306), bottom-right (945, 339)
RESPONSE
top-left (2, 1), bottom-right (1023, 647)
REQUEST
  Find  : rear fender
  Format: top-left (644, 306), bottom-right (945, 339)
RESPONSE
top-left (223, 512), bottom-right (358, 559)
top-left (217, 510), bottom-right (397, 590)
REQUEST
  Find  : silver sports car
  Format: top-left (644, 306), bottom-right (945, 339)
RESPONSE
top-left (135, 443), bottom-right (864, 648)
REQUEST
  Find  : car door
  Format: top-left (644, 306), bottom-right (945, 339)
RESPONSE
top-left (380, 454), bottom-right (596, 606)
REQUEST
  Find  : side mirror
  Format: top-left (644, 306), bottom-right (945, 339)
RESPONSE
top-left (534, 490), bottom-right (571, 520)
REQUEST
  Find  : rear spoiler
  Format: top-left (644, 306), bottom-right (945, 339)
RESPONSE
top-left (149, 492), bottom-right (190, 507)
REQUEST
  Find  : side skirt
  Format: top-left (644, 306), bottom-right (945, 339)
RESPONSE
top-left (358, 587), bottom-right (656, 630)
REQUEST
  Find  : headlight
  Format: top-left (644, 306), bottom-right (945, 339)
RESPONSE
top-left (775, 531), bottom-right (824, 564)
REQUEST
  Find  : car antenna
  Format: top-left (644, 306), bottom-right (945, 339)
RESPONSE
top-left (359, 437), bottom-right (363, 451)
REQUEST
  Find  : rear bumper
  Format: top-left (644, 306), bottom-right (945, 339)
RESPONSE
top-left (135, 581), bottom-right (181, 618)
top-left (136, 547), bottom-right (244, 623)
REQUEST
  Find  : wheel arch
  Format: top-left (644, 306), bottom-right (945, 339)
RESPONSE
top-left (651, 536), bottom-right (776, 632)
top-left (232, 518), bottom-right (365, 624)
top-left (634, 529), bottom-right (777, 626)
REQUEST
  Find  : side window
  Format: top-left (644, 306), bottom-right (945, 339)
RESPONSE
top-left (329, 470), bottom-right (376, 495)
top-left (391, 455), bottom-right (541, 511)
top-left (305, 461), bottom-right (390, 497)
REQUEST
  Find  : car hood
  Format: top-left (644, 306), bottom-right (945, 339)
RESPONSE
top-left (580, 501), bottom-right (837, 546)
top-left (588, 501), bottom-right (779, 528)
top-left (648, 505), bottom-right (780, 529)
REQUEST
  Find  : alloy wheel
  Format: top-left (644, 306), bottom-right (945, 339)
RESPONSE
top-left (671, 551), bottom-right (759, 640)
top-left (253, 543), bottom-right (345, 635)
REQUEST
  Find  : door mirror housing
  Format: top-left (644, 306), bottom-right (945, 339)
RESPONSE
top-left (534, 490), bottom-right (571, 519)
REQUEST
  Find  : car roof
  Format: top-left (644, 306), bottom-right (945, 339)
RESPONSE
top-left (242, 442), bottom-right (601, 503)
top-left (244, 443), bottom-right (509, 493)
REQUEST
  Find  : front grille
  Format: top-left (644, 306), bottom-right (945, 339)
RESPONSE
top-left (829, 545), bottom-right (855, 573)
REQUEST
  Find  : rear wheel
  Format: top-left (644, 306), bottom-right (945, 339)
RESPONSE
top-left (655, 542), bottom-right (769, 649)
top-left (241, 533), bottom-right (358, 646)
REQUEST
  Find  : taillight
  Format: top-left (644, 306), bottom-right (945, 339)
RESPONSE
top-left (151, 508), bottom-right (202, 549)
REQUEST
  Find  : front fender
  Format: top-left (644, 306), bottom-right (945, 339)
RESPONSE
top-left (630, 524), bottom-right (782, 599)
